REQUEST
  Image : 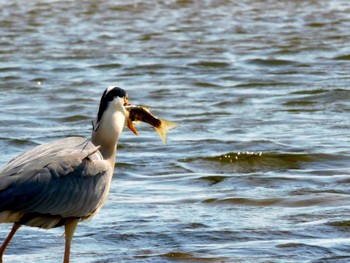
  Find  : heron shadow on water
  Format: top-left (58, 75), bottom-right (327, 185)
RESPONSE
top-left (0, 87), bottom-right (170, 263)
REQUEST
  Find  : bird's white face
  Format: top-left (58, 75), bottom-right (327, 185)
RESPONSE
top-left (93, 87), bottom-right (137, 137)
top-left (109, 96), bottom-right (128, 115)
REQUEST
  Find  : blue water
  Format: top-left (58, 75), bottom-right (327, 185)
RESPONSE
top-left (1, 0), bottom-right (350, 262)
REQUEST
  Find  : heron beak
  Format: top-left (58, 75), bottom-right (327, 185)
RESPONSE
top-left (124, 97), bottom-right (138, 136)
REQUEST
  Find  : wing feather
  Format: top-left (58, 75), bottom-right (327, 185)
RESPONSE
top-left (0, 137), bottom-right (112, 219)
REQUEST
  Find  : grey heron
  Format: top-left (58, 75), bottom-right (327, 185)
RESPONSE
top-left (0, 87), bottom-right (141, 263)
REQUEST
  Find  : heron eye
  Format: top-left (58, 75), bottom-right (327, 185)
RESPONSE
top-left (123, 96), bottom-right (131, 106)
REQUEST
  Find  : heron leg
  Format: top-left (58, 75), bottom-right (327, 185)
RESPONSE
top-left (0, 223), bottom-right (21, 262)
top-left (63, 219), bottom-right (79, 263)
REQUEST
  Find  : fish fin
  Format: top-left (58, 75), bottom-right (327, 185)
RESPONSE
top-left (154, 120), bottom-right (177, 144)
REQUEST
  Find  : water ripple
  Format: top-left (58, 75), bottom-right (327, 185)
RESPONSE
top-left (1, 0), bottom-right (350, 262)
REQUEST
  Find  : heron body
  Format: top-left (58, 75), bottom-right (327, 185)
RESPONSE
top-left (0, 87), bottom-right (132, 262)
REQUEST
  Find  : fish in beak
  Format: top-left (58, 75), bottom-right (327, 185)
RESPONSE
top-left (125, 105), bottom-right (176, 144)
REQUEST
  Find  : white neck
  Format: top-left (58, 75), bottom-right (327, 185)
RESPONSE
top-left (91, 104), bottom-right (126, 167)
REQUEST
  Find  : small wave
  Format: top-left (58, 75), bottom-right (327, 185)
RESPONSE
top-left (276, 242), bottom-right (333, 255)
top-left (188, 60), bottom-right (231, 68)
top-left (290, 89), bottom-right (331, 95)
top-left (56, 115), bottom-right (91, 123)
top-left (203, 194), bottom-right (347, 208)
top-left (90, 63), bottom-right (122, 69)
top-left (199, 175), bottom-right (229, 185)
top-left (0, 66), bottom-right (21, 72)
top-left (234, 81), bottom-right (295, 88)
top-left (182, 152), bottom-right (307, 173)
top-left (136, 251), bottom-right (227, 262)
top-left (203, 197), bottom-right (280, 206)
top-left (333, 54), bottom-right (350, 60)
top-left (305, 22), bottom-right (326, 28)
top-left (327, 220), bottom-right (350, 228)
top-left (181, 152), bottom-right (347, 174)
top-left (192, 81), bottom-right (224, 88)
top-left (283, 100), bottom-right (316, 107)
top-left (245, 58), bottom-right (297, 67)
top-left (5, 138), bottom-right (37, 147)
top-left (290, 89), bottom-right (350, 106)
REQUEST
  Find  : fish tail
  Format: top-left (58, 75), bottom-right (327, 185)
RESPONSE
top-left (154, 120), bottom-right (177, 144)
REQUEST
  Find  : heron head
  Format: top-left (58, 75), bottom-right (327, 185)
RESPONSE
top-left (94, 87), bottom-right (137, 135)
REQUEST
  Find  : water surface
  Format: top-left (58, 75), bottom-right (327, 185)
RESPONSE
top-left (1, 0), bottom-right (350, 262)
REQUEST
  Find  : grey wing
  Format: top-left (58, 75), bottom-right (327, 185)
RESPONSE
top-left (0, 137), bottom-right (111, 219)
top-left (0, 137), bottom-right (95, 175)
